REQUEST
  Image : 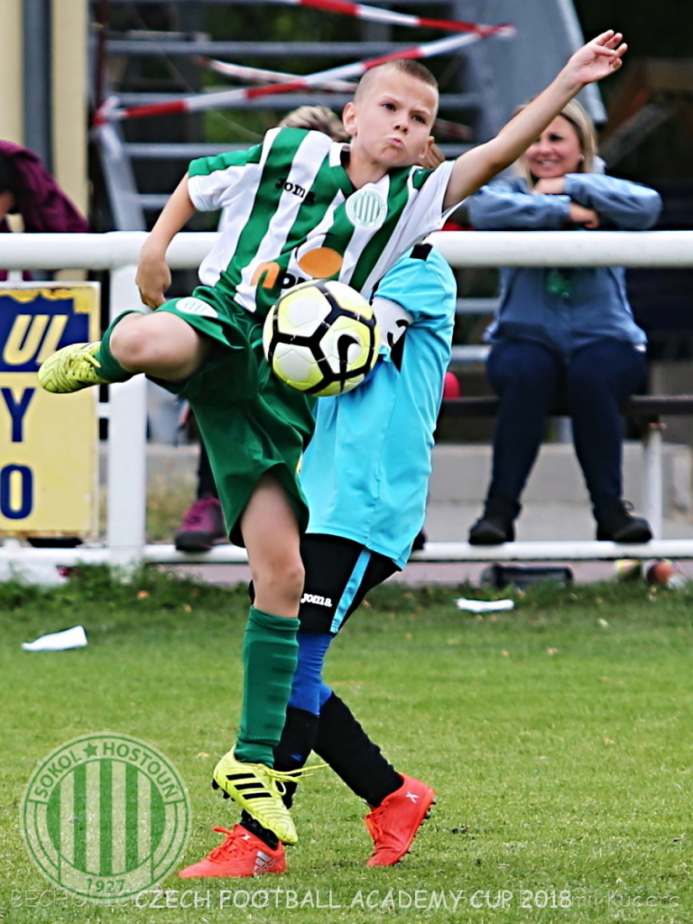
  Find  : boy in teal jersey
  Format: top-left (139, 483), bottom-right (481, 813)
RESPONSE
top-left (38, 33), bottom-right (627, 847)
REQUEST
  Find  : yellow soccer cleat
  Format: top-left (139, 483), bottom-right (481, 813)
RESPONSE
top-left (212, 750), bottom-right (322, 846)
top-left (38, 342), bottom-right (109, 393)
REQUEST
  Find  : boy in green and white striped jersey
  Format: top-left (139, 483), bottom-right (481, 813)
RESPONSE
top-left (38, 32), bottom-right (626, 846)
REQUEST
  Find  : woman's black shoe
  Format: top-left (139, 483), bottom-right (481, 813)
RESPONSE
top-left (595, 500), bottom-right (652, 543)
top-left (468, 499), bottom-right (518, 545)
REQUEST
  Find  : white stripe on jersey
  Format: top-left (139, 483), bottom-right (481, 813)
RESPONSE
top-left (235, 131), bottom-right (335, 310)
top-left (192, 129), bottom-right (279, 288)
top-left (360, 160), bottom-right (455, 298)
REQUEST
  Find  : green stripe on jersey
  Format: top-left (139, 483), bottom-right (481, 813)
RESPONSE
top-left (411, 165), bottom-right (436, 191)
top-left (189, 142), bottom-right (264, 177)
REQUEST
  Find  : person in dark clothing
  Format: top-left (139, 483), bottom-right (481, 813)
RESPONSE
top-left (0, 142), bottom-right (88, 233)
top-left (0, 141), bottom-right (89, 280)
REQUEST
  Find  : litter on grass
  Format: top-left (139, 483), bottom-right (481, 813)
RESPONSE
top-left (22, 625), bottom-right (88, 652)
top-left (455, 597), bottom-right (515, 614)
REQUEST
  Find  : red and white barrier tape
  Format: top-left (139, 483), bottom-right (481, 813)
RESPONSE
top-left (97, 32), bottom-right (489, 122)
top-left (273, 0), bottom-right (513, 38)
top-left (200, 57), bottom-right (471, 140)
top-left (200, 57), bottom-right (356, 92)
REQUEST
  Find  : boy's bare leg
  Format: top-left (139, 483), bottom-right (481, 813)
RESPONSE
top-left (241, 473), bottom-right (305, 618)
top-left (110, 311), bottom-right (211, 382)
top-left (211, 473), bottom-right (304, 844)
top-left (37, 309), bottom-right (212, 393)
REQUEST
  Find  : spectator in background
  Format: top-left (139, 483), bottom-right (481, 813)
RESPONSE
top-left (174, 438), bottom-right (226, 551)
top-left (0, 141), bottom-right (89, 279)
top-left (467, 99), bottom-right (661, 546)
top-left (0, 142), bottom-right (88, 234)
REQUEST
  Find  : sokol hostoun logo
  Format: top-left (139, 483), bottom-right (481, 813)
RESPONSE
top-left (345, 187), bottom-right (387, 230)
top-left (21, 732), bottom-right (191, 901)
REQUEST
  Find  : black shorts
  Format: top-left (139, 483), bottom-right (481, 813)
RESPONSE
top-left (298, 534), bottom-right (399, 634)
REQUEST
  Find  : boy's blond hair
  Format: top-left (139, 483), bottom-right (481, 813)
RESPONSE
top-left (354, 60), bottom-right (438, 105)
top-left (514, 98), bottom-right (598, 186)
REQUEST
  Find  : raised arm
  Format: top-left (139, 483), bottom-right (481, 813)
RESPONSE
top-left (443, 31), bottom-right (627, 211)
top-left (136, 174), bottom-right (196, 309)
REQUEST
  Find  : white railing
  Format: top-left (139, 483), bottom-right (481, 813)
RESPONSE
top-left (2, 230), bottom-right (693, 570)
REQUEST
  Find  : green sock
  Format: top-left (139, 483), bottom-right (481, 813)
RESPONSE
top-left (235, 607), bottom-right (299, 766)
top-left (94, 311), bottom-right (142, 382)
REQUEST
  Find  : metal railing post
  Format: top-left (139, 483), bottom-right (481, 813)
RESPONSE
top-left (642, 422), bottom-right (664, 540)
top-left (107, 264), bottom-right (147, 570)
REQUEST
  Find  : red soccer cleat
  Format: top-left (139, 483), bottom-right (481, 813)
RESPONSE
top-left (364, 775), bottom-right (436, 867)
top-left (178, 825), bottom-right (286, 879)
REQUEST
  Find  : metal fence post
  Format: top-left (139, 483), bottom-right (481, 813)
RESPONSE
top-left (107, 264), bottom-right (147, 570)
top-left (642, 422), bottom-right (664, 540)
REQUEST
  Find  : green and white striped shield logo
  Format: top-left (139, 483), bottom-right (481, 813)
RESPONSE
top-left (345, 187), bottom-right (388, 230)
top-left (21, 732), bottom-right (191, 901)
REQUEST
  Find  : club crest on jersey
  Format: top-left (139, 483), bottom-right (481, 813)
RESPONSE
top-left (346, 188), bottom-right (387, 230)
top-left (174, 297), bottom-right (218, 318)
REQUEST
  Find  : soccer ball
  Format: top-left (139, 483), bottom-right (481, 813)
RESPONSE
top-left (263, 280), bottom-right (380, 397)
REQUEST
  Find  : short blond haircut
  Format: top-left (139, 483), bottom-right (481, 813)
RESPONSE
top-left (354, 60), bottom-right (438, 106)
top-left (514, 98), bottom-right (597, 187)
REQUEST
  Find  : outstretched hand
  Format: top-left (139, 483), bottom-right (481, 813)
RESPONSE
top-left (568, 31), bottom-right (627, 87)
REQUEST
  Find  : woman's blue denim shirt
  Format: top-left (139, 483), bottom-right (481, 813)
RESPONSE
top-left (468, 174), bottom-right (662, 359)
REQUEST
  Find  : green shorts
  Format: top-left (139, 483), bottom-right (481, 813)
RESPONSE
top-left (155, 286), bottom-right (315, 545)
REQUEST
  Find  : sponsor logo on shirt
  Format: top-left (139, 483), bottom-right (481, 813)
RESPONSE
top-left (275, 177), bottom-right (316, 205)
top-left (251, 248), bottom-right (344, 292)
top-left (346, 188), bottom-right (387, 230)
top-left (300, 593), bottom-right (333, 608)
top-left (174, 297), bottom-right (218, 318)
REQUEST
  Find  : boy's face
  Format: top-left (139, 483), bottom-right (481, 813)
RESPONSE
top-left (343, 68), bottom-right (437, 170)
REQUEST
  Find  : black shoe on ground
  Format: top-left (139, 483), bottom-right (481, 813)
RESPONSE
top-left (468, 499), bottom-right (518, 545)
top-left (595, 500), bottom-right (652, 543)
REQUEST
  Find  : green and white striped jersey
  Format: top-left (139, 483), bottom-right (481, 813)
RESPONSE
top-left (187, 127), bottom-right (455, 318)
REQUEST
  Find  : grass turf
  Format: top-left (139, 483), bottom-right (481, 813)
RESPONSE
top-left (1, 568), bottom-right (691, 923)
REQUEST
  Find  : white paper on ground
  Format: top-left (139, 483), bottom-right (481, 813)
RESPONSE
top-left (455, 597), bottom-right (515, 614)
top-left (22, 625), bottom-right (88, 652)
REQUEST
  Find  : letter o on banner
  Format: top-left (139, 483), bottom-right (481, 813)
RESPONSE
top-left (0, 464), bottom-right (33, 519)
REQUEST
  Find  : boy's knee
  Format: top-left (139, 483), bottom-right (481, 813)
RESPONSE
top-left (110, 315), bottom-right (151, 368)
top-left (278, 558), bottom-right (306, 602)
top-left (254, 556), bottom-right (305, 609)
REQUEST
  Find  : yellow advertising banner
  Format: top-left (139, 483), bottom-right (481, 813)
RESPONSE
top-left (0, 283), bottom-right (100, 537)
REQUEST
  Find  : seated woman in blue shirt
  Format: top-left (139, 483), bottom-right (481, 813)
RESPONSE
top-left (467, 99), bottom-right (661, 545)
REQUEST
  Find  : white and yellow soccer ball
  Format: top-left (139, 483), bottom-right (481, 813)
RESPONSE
top-left (263, 280), bottom-right (380, 397)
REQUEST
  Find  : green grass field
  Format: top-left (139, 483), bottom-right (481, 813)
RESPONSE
top-left (1, 568), bottom-right (692, 923)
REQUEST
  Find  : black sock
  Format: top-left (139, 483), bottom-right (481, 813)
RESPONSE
top-left (239, 706), bottom-right (319, 848)
top-left (239, 812), bottom-right (280, 850)
top-left (273, 706), bottom-right (320, 785)
top-left (313, 693), bottom-right (402, 807)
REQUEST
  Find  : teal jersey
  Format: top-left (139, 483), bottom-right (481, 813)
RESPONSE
top-left (300, 245), bottom-right (457, 567)
top-left (188, 128), bottom-right (455, 318)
